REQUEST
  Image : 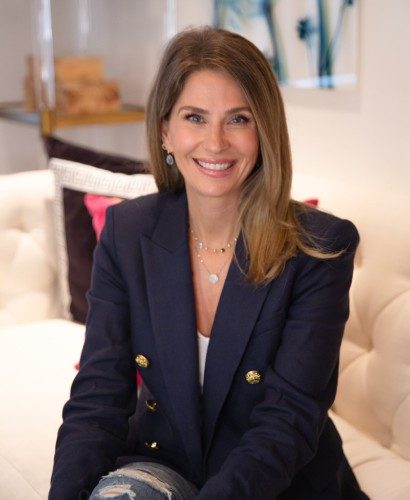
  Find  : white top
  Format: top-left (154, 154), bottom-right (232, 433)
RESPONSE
top-left (197, 331), bottom-right (210, 389)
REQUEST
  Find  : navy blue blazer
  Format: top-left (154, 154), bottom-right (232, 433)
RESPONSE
top-left (50, 190), bottom-right (362, 499)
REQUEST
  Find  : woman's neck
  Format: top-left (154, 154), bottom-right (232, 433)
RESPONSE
top-left (187, 193), bottom-right (240, 247)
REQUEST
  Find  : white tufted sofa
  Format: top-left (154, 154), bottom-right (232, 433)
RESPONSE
top-left (292, 174), bottom-right (410, 500)
top-left (0, 170), bottom-right (85, 499)
top-left (0, 169), bottom-right (409, 499)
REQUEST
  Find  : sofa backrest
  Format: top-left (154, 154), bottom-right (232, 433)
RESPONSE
top-left (292, 173), bottom-right (410, 462)
top-left (0, 170), bottom-right (60, 326)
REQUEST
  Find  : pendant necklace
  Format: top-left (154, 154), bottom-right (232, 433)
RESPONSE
top-left (190, 227), bottom-right (237, 285)
top-left (195, 250), bottom-right (229, 284)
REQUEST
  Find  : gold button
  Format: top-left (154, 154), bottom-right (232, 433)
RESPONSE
top-left (135, 354), bottom-right (150, 368)
top-left (145, 400), bottom-right (157, 412)
top-left (145, 441), bottom-right (159, 451)
top-left (245, 370), bottom-right (261, 384)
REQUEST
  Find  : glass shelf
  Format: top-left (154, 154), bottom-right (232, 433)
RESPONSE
top-left (0, 102), bottom-right (39, 126)
top-left (0, 101), bottom-right (145, 134)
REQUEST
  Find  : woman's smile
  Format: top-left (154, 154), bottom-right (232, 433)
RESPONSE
top-left (193, 158), bottom-right (235, 175)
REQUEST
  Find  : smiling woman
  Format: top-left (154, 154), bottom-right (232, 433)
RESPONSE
top-left (49, 26), bottom-right (368, 500)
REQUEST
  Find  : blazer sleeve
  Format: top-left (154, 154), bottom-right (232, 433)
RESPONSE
top-left (49, 208), bottom-right (137, 500)
top-left (196, 218), bottom-right (360, 500)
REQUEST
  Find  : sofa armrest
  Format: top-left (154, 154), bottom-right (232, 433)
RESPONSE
top-left (0, 170), bottom-right (60, 326)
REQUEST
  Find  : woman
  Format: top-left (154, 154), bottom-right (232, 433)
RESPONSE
top-left (50, 27), bottom-right (367, 499)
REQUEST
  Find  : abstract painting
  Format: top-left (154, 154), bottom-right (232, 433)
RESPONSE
top-left (214, 0), bottom-right (359, 89)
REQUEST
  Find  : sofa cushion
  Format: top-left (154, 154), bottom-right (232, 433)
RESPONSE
top-left (84, 194), bottom-right (123, 239)
top-left (0, 454), bottom-right (43, 499)
top-left (331, 411), bottom-right (410, 500)
top-left (43, 135), bottom-right (148, 176)
top-left (43, 136), bottom-right (150, 323)
top-left (0, 319), bottom-right (85, 499)
top-left (50, 158), bottom-right (157, 323)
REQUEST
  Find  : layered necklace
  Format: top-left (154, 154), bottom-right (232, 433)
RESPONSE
top-left (190, 227), bottom-right (238, 285)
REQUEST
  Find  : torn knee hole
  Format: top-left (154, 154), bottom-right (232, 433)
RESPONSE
top-left (97, 484), bottom-right (136, 498)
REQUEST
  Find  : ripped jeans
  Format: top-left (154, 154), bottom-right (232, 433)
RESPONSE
top-left (89, 462), bottom-right (198, 500)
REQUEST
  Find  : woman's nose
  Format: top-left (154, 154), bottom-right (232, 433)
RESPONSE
top-left (204, 123), bottom-right (228, 153)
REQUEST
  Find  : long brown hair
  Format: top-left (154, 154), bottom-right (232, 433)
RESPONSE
top-left (146, 26), bottom-right (338, 284)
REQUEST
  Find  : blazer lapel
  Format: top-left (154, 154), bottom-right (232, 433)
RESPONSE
top-left (140, 192), bottom-right (203, 471)
top-left (202, 237), bottom-right (271, 457)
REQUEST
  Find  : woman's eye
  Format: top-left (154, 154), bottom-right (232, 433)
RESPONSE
top-left (185, 113), bottom-right (204, 123)
top-left (230, 115), bottom-right (250, 125)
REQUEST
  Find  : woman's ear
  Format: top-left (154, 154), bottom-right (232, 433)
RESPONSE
top-left (161, 120), bottom-right (171, 151)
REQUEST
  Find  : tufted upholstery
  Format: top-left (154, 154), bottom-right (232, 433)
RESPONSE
top-left (0, 169), bottom-right (409, 499)
top-left (0, 170), bottom-right (60, 326)
top-left (292, 173), bottom-right (410, 499)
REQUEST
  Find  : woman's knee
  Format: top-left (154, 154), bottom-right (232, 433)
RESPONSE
top-left (89, 462), bottom-right (197, 500)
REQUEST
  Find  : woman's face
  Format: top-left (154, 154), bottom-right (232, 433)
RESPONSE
top-left (162, 69), bottom-right (259, 205)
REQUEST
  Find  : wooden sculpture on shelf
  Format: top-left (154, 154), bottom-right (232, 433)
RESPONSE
top-left (24, 55), bottom-right (120, 115)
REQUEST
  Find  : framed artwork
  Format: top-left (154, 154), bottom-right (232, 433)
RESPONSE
top-left (214, 0), bottom-right (359, 90)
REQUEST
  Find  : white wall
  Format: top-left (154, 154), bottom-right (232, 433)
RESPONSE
top-left (0, 0), bottom-right (44, 173)
top-left (283, 0), bottom-right (410, 196)
top-left (0, 0), bottom-right (409, 199)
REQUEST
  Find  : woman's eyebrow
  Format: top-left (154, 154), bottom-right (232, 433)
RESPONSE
top-left (177, 105), bottom-right (252, 115)
top-left (178, 106), bottom-right (207, 114)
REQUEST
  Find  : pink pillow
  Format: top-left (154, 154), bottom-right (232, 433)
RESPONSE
top-left (84, 193), bottom-right (123, 240)
top-left (83, 193), bottom-right (142, 386)
top-left (304, 198), bottom-right (319, 207)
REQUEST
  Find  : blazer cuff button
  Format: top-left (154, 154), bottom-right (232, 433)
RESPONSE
top-left (146, 399), bottom-right (158, 412)
top-left (245, 370), bottom-right (262, 384)
top-left (145, 441), bottom-right (159, 451)
top-left (135, 354), bottom-right (150, 368)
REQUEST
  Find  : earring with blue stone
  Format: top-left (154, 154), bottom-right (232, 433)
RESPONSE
top-left (162, 144), bottom-right (175, 166)
top-left (166, 153), bottom-right (175, 166)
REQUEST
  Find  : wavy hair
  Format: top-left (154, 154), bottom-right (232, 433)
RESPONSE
top-left (146, 26), bottom-right (338, 284)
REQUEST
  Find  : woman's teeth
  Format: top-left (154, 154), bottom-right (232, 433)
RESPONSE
top-left (196, 160), bottom-right (232, 171)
